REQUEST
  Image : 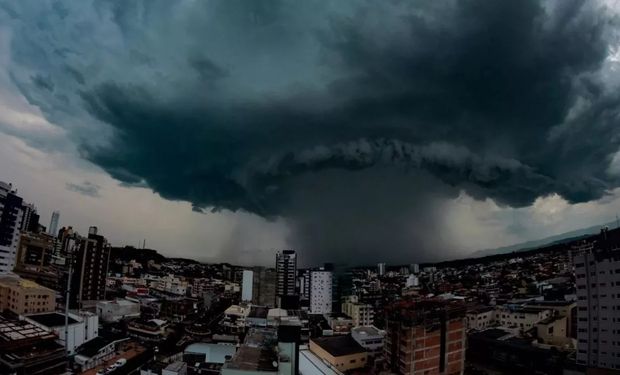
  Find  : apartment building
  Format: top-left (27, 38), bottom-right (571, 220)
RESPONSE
top-left (384, 299), bottom-right (466, 375)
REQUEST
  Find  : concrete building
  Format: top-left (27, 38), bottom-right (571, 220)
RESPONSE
top-left (0, 274), bottom-right (55, 315)
top-left (276, 250), bottom-right (297, 309)
top-left (0, 314), bottom-right (67, 375)
top-left (154, 274), bottom-right (189, 296)
top-left (242, 270), bottom-right (253, 302)
top-left (309, 335), bottom-right (368, 372)
top-left (310, 269), bottom-right (332, 314)
top-left (384, 299), bottom-right (466, 375)
top-left (351, 326), bottom-right (385, 358)
top-left (253, 267), bottom-right (277, 307)
top-left (572, 227), bottom-right (620, 370)
top-left (24, 311), bottom-right (99, 354)
top-left (535, 315), bottom-right (574, 348)
top-left (466, 306), bottom-right (496, 331)
top-left (342, 295), bottom-right (374, 327)
top-left (97, 299), bottom-right (141, 322)
top-left (523, 300), bottom-right (577, 338)
top-left (494, 305), bottom-right (551, 332)
top-left (13, 231), bottom-right (58, 289)
top-left (0, 181), bottom-right (25, 273)
top-left (221, 325), bottom-right (301, 375)
top-left (70, 226), bottom-right (111, 308)
top-left (19, 203), bottom-right (40, 233)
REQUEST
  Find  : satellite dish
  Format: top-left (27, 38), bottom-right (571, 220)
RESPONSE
top-left (272, 361), bottom-right (278, 368)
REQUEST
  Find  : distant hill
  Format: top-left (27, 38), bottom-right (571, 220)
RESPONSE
top-left (472, 220), bottom-right (618, 258)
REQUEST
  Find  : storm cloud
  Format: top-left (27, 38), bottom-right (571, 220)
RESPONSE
top-left (2, 0), bottom-right (620, 263)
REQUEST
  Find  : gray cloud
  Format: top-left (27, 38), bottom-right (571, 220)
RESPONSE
top-left (2, 0), bottom-right (620, 263)
top-left (66, 180), bottom-right (101, 198)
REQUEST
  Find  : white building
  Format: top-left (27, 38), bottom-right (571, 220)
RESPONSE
top-left (573, 228), bottom-right (620, 370)
top-left (0, 182), bottom-right (25, 273)
top-left (97, 299), bottom-right (141, 322)
top-left (494, 305), bottom-right (551, 332)
top-left (310, 269), bottom-right (332, 314)
top-left (24, 311), bottom-right (99, 354)
top-left (241, 270), bottom-right (253, 302)
top-left (351, 326), bottom-right (385, 358)
top-left (405, 274), bottom-right (419, 287)
top-left (377, 263), bottom-right (386, 276)
top-left (466, 306), bottom-right (496, 331)
top-left (154, 274), bottom-right (188, 295)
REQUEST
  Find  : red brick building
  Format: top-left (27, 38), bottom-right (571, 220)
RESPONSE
top-left (384, 299), bottom-right (466, 375)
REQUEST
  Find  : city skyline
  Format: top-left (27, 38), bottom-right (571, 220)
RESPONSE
top-left (2, 1), bottom-right (620, 266)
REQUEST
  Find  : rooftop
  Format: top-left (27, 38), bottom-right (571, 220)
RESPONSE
top-left (224, 328), bottom-right (278, 372)
top-left (0, 316), bottom-right (54, 343)
top-left (311, 335), bottom-right (366, 357)
top-left (26, 312), bottom-right (79, 327)
top-left (351, 326), bottom-right (383, 337)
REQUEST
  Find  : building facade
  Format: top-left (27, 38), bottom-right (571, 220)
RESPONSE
top-left (71, 226), bottom-right (111, 308)
top-left (0, 274), bottom-right (55, 315)
top-left (242, 270), bottom-right (253, 302)
top-left (276, 250), bottom-right (297, 309)
top-left (310, 269), bottom-right (332, 314)
top-left (573, 228), bottom-right (620, 370)
top-left (0, 181), bottom-right (25, 273)
top-left (384, 299), bottom-right (466, 375)
top-left (342, 295), bottom-right (374, 327)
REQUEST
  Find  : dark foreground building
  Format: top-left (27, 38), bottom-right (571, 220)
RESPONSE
top-left (384, 299), bottom-right (466, 375)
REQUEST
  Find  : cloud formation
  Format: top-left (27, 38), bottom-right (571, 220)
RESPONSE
top-left (2, 0), bottom-right (620, 263)
top-left (66, 180), bottom-right (101, 197)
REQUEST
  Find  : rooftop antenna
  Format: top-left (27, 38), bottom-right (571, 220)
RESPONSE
top-left (143, 239), bottom-right (146, 249)
top-left (616, 214), bottom-right (619, 229)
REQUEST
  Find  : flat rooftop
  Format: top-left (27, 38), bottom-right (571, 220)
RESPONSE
top-left (311, 335), bottom-right (366, 357)
top-left (0, 316), bottom-right (54, 342)
top-left (26, 312), bottom-right (78, 327)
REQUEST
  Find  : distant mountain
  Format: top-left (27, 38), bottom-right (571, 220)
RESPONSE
top-left (472, 220), bottom-right (619, 258)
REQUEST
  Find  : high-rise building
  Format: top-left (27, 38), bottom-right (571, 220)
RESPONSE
top-left (0, 181), bottom-right (25, 273)
top-left (276, 250), bottom-right (298, 309)
top-left (70, 226), bottom-right (111, 308)
top-left (19, 202), bottom-right (40, 233)
top-left (252, 267), bottom-right (277, 307)
top-left (384, 299), bottom-right (466, 375)
top-left (573, 227), bottom-right (620, 370)
top-left (48, 210), bottom-right (60, 237)
top-left (377, 262), bottom-right (386, 276)
top-left (309, 269), bottom-right (332, 314)
top-left (242, 270), bottom-right (253, 302)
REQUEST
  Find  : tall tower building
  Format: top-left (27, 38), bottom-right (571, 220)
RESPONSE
top-left (241, 270), bottom-right (253, 302)
top-left (378, 262), bottom-right (386, 276)
top-left (309, 269), bottom-right (332, 314)
top-left (384, 299), bottom-right (466, 375)
top-left (573, 227), bottom-right (620, 370)
top-left (276, 250), bottom-right (298, 309)
top-left (70, 226), bottom-right (111, 308)
top-left (0, 181), bottom-right (25, 274)
top-left (48, 211), bottom-right (60, 237)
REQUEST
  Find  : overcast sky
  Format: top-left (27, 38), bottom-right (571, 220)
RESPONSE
top-left (2, 0), bottom-right (620, 266)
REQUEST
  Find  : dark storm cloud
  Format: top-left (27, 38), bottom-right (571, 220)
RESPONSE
top-left (66, 180), bottom-right (101, 198)
top-left (2, 0), bottom-right (620, 262)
